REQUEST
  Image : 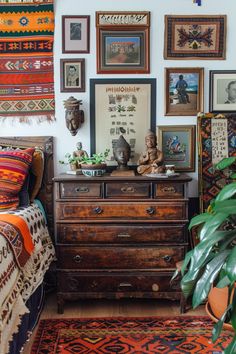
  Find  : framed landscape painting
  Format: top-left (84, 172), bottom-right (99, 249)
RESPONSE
top-left (165, 68), bottom-right (204, 116)
top-left (157, 125), bottom-right (196, 172)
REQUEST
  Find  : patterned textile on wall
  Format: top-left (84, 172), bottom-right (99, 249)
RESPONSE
top-left (198, 113), bottom-right (236, 212)
top-left (0, 0), bottom-right (55, 123)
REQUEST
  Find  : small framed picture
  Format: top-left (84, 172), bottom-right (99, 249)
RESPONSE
top-left (157, 125), bottom-right (196, 172)
top-left (96, 11), bottom-right (150, 74)
top-left (62, 15), bottom-right (90, 53)
top-left (60, 59), bottom-right (85, 92)
top-left (209, 70), bottom-right (236, 113)
top-left (165, 68), bottom-right (204, 116)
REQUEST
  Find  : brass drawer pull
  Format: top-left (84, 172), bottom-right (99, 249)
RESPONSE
top-left (73, 255), bottom-right (83, 263)
top-left (117, 233), bottom-right (131, 238)
top-left (75, 186), bottom-right (89, 193)
top-left (121, 186), bottom-right (135, 193)
top-left (118, 282), bottom-right (133, 288)
top-left (163, 255), bottom-right (172, 263)
top-left (162, 186), bottom-right (176, 193)
top-left (93, 206), bottom-right (103, 214)
top-left (146, 206), bottom-right (156, 215)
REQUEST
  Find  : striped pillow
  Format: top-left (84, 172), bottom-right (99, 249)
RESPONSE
top-left (0, 148), bottom-right (35, 210)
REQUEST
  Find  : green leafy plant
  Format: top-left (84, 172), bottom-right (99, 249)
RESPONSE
top-left (79, 149), bottom-right (110, 165)
top-left (59, 153), bottom-right (79, 166)
top-left (173, 156), bottom-right (236, 353)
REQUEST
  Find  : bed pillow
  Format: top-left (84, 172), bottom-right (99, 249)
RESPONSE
top-left (29, 148), bottom-right (44, 202)
top-left (0, 148), bottom-right (35, 210)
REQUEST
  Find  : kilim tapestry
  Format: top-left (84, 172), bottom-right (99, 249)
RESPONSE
top-left (0, 0), bottom-right (55, 122)
top-left (31, 316), bottom-right (233, 353)
top-left (198, 113), bottom-right (236, 212)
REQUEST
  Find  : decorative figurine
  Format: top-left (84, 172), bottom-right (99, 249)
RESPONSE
top-left (111, 135), bottom-right (135, 176)
top-left (73, 142), bottom-right (88, 161)
top-left (63, 96), bottom-right (84, 136)
top-left (137, 130), bottom-right (164, 175)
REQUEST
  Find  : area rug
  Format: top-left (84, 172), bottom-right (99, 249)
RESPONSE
top-left (31, 316), bottom-right (233, 353)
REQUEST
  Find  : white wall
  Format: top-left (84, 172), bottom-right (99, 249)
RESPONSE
top-left (1, 0), bottom-right (235, 197)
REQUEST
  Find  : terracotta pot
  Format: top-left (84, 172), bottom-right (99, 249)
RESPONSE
top-left (205, 302), bottom-right (234, 332)
top-left (70, 163), bottom-right (78, 171)
top-left (208, 286), bottom-right (229, 319)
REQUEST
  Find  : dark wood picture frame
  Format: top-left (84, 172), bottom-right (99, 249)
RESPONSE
top-left (62, 15), bottom-right (90, 54)
top-left (60, 59), bottom-right (85, 92)
top-left (209, 70), bottom-right (236, 113)
top-left (165, 67), bottom-right (204, 116)
top-left (96, 12), bottom-right (150, 74)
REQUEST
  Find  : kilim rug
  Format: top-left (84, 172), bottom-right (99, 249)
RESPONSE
top-left (31, 316), bottom-right (233, 353)
top-left (0, 0), bottom-right (55, 122)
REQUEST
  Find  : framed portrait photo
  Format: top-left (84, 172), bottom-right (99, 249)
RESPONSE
top-left (209, 70), bottom-right (236, 113)
top-left (90, 78), bottom-right (156, 166)
top-left (62, 15), bottom-right (90, 53)
top-left (96, 12), bottom-right (150, 74)
top-left (157, 125), bottom-right (196, 172)
top-left (165, 68), bottom-right (204, 116)
top-left (60, 59), bottom-right (85, 92)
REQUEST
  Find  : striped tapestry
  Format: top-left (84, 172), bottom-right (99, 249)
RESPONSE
top-left (0, 0), bottom-right (55, 122)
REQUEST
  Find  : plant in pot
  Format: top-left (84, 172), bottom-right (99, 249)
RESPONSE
top-left (78, 149), bottom-right (110, 177)
top-left (59, 152), bottom-right (79, 171)
top-left (173, 156), bottom-right (236, 353)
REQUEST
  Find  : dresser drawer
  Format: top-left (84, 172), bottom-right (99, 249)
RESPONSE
top-left (105, 182), bottom-right (150, 198)
top-left (155, 183), bottom-right (184, 198)
top-left (56, 202), bottom-right (187, 221)
top-left (57, 272), bottom-right (180, 293)
top-left (57, 224), bottom-right (186, 244)
top-left (57, 246), bottom-right (185, 270)
top-left (59, 182), bottom-right (102, 199)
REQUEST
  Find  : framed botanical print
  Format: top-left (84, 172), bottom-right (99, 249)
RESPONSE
top-left (90, 78), bottom-right (156, 166)
top-left (165, 68), bottom-right (204, 116)
top-left (60, 59), bottom-right (85, 92)
top-left (209, 70), bottom-right (236, 113)
top-left (62, 15), bottom-right (90, 53)
top-left (157, 125), bottom-right (196, 172)
top-left (96, 12), bottom-right (150, 74)
top-left (164, 15), bottom-right (226, 60)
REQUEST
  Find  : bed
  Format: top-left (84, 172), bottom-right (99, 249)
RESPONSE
top-left (0, 136), bottom-right (55, 354)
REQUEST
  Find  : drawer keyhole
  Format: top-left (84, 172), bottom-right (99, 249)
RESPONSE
top-left (73, 255), bottom-right (83, 263)
top-left (146, 206), bottom-right (156, 215)
top-left (163, 255), bottom-right (172, 263)
top-left (93, 206), bottom-right (103, 214)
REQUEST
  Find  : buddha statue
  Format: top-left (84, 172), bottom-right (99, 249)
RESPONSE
top-left (113, 135), bottom-right (131, 171)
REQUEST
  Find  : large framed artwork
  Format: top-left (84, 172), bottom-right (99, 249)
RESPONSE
top-left (198, 113), bottom-right (236, 212)
top-left (209, 70), bottom-right (236, 113)
top-left (96, 12), bottom-right (150, 74)
top-left (62, 15), bottom-right (90, 53)
top-left (164, 15), bottom-right (226, 60)
top-left (90, 78), bottom-right (156, 166)
top-left (157, 125), bottom-right (196, 172)
top-left (165, 67), bottom-right (204, 116)
top-left (60, 59), bottom-right (85, 92)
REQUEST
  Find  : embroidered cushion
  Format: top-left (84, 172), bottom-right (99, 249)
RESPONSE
top-left (0, 148), bottom-right (35, 209)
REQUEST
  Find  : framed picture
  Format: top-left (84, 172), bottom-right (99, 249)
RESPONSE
top-left (96, 12), bottom-right (150, 74)
top-left (62, 15), bottom-right (90, 53)
top-left (157, 125), bottom-right (196, 172)
top-left (90, 78), bottom-right (156, 166)
top-left (209, 70), bottom-right (236, 113)
top-left (60, 59), bottom-right (85, 92)
top-left (165, 68), bottom-right (204, 116)
top-left (164, 15), bottom-right (226, 60)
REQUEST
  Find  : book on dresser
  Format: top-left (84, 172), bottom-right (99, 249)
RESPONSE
top-left (53, 173), bottom-right (192, 314)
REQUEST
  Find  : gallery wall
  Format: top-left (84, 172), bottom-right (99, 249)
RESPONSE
top-left (1, 0), bottom-right (235, 197)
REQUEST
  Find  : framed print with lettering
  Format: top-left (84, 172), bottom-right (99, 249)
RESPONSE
top-left (62, 15), bottom-right (90, 53)
top-left (60, 59), bottom-right (85, 92)
top-left (209, 70), bottom-right (236, 113)
top-left (96, 12), bottom-right (150, 74)
top-left (157, 125), bottom-right (196, 172)
top-left (90, 78), bottom-right (156, 166)
top-left (165, 67), bottom-right (204, 116)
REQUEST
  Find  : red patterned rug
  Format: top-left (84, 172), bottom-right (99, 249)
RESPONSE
top-left (31, 316), bottom-right (233, 353)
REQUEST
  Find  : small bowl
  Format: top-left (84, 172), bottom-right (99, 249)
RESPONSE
top-left (80, 163), bottom-right (106, 177)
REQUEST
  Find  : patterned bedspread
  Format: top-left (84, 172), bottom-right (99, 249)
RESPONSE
top-left (0, 202), bottom-right (55, 354)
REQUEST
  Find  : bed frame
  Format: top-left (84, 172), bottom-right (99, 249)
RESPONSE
top-left (0, 136), bottom-right (54, 241)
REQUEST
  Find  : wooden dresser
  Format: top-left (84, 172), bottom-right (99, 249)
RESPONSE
top-left (53, 173), bottom-right (191, 313)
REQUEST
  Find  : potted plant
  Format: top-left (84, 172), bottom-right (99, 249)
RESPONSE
top-left (78, 149), bottom-right (110, 177)
top-left (59, 153), bottom-right (79, 171)
top-left (173, 156), bottom-right (236, 353)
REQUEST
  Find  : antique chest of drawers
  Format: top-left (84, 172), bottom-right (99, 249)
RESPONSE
top-left (53, 173), bottom-right (191, 313)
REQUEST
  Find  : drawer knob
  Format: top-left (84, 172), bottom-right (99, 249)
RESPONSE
top-left (163, 255), bottom-right (172, 263)
top-left (121, 186), bottom-right (135, 193)
top-left (73, 255), bottom-right (83, 263)
top-left (162, 186), bottom-right (176, 193)
top-left (146, 206), bottom-right (155, 215)
top-left (75, 186), bottom-right (89, 193)
top-left (93, 206), bottom-right (103, 214)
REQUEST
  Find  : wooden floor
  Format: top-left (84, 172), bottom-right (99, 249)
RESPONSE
top-left (22, 292), bottom-right (206, 353)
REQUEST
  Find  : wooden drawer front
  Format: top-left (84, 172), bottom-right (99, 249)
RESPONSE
top-left (57, 224), bottom-right (186, 244)
top-left (155, 183), bottom-right (184, 198)
top-left (57, 246), bottom-right (185, 270)
top-left (106, 182), bottom-right (150, 198)
top-left (56, 202), bottom-right (187, 220)
top-left (59, 182), bottom-right (101, 198)
top-left (57, 272), bottom-right (180, 293)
